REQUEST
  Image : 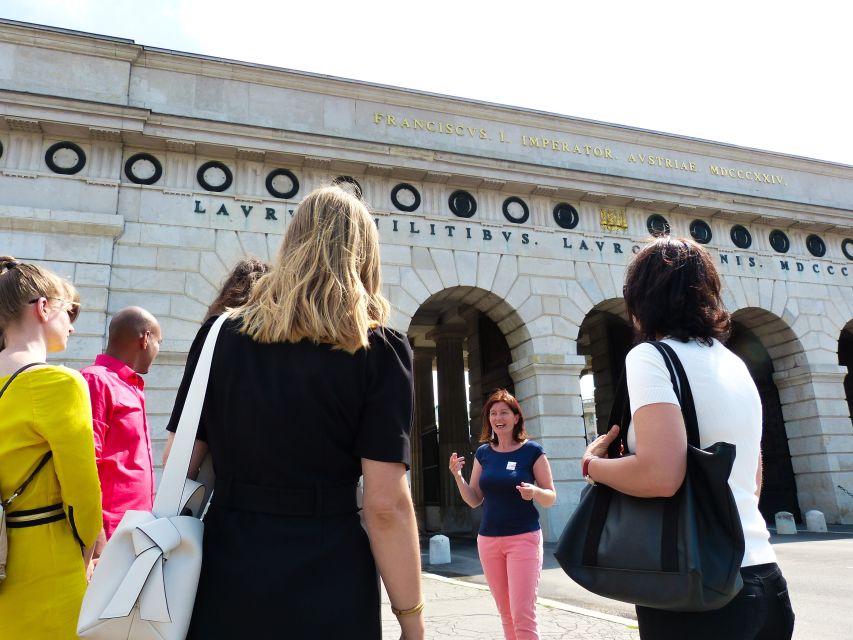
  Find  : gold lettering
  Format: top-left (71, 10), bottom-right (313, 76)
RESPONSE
top-left (594, 147), bottom-right (603, 157)
top-left (584, 145), bottom-right (593, 155)
top-left (542, 138), bottom-right (550, 148)
top-left (737, 169), bottom-right (745, 178)
top-left (414, 119), bottom-right (425, 130)
top-left (455, 125), bottom-right (465, 136)
top-left (656, 156), bottom-right (664, 166)
top-left (480, 128), bottom-right (488, 139)
top-left (427, 121), bottom-right (436, 131)
top-left (689, 162), bottom-right (697, 172)
top-left (605, 149), bottom-right (614, 159)
top-left (665, 159), bottom-right (674, 168)
top-left (499, 130), bottom-right (506, 142)
top-left (574, 144), bottom-right (582, 154)
top-left (468, 127), bottom-right (477, 137)
top-left (745, 171), bottom-right (753, 179)
top-left (563, 142), bottom-right (571, 152)
top-left (638, 153), bottom-right (646, 163)
top-left (445, 123), bottom-right (455, 134)
top-left (373, 112), bottom-right (384, 124)
top-left (552, 140), bottom-right (560, 151)
top-left (400, 118), bottom-right (410, 128)
top-left (387, 115), bottom-right (396, 126)
top-left (628, 153), bottom-right (637, 163)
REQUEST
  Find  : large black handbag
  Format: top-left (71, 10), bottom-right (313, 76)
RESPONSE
top-left (555, 341), bottom-right (745, 612)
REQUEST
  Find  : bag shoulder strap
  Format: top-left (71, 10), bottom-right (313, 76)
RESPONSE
top-left (1, 451), bottom-right (53, 508)
top-left (153, 313), bottom-right (229, 518)
top-left (1, 363), bottom-right (51, 507)
top-left (0, 362), bottom-right (46, 399)
top-left (648, 341), bottom-right (701, 448)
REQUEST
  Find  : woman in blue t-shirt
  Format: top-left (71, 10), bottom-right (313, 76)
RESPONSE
top-left (449, 389), bottom-right (556, 640)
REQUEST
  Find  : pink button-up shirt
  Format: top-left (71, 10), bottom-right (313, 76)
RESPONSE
top-left (81, 354), bottom-right (155, 538)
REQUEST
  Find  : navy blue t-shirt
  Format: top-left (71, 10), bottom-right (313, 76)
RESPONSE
top-left (475, 440), bottom-right (544, 536)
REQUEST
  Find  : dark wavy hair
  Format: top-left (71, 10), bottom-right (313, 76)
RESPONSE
top-left (623, 237), bottom-right (730, 346)
top-left (205, 257), bottom-right (269, 321)
top-left (479, 389), bottom-right (529, 444)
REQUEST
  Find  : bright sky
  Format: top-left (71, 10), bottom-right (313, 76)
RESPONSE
top-left (2, 1), bottom-right (851, 166)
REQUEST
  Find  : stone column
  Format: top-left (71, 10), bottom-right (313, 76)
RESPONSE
top-left (412, 347), bottom-right (435, 530)
top-left (462, 308), bottom-right (483, 446)
top-left (429, 320), bottom-right (472, 533)
top-left (510, 354), bottom-right (587, 542)
top-left (774, 364), bottom-right (853, 524)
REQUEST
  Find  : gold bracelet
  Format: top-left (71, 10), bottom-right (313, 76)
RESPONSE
top-left (391, 600), bottom-right (425, 617)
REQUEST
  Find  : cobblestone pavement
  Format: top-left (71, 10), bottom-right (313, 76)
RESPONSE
top-left (382, 573), bottom-right (640, 639)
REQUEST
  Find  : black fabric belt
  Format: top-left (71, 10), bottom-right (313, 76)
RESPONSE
top-left (212, 479), bottom-right (358, 517)
top-left (6, 502), bottom-right (65, 528)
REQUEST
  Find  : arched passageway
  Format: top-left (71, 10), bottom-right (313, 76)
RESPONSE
top-left (839, 322), bottom-right (853, 428)
top-left (577, 300), bottom-right (632, 439)
top-left (407, 287), bottom-right (524, 534)
top-left (729, 308), bottom-right (805, 522)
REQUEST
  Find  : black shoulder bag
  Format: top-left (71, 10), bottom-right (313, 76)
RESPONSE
top-left (554, 342), bottom-right (745, 611)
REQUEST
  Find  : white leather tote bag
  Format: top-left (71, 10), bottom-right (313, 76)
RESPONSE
top-left (78, 313), bottom-right (228, 640)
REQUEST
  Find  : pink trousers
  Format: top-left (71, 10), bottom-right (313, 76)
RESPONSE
top-left (477, 530), bottom-right (543, 640)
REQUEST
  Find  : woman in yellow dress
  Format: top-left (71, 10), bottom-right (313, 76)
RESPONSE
top-left (0, 257), bottom-right (102, 639)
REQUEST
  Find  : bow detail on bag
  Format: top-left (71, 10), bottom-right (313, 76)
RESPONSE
top-left (99, 518), bottom-right (183, 623)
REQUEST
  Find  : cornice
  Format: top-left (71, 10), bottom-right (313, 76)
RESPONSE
top-left (0, 20), bottom-right (140, 63)
top-left (0, 90), bottom-right (150, 134)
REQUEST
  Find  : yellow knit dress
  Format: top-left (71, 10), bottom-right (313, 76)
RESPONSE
top-left (0, 366), bottom-right (102, 639)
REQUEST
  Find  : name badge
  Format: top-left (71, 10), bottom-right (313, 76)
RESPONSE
top-left (506, 461), bottom-right (517, 471)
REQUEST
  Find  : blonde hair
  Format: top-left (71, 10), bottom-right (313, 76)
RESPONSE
top-left (0, 256), bottom-right (79, 350)
top-left (233, 186), bottom-right (390, 353)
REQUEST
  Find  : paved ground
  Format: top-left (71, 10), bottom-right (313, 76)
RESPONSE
top-left (413, 525), bottom-right (853, 639)
top-left (381, 573), bottom-right (640, 639)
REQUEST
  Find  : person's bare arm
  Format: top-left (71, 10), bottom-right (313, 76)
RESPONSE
top-left (162, 431), bottom-right (209, 480)
top-left (362, 459), bottom-right (424, 640)
top-left (517, 454), bottom-right (556, 507)
top-left (448, 454), bottom-right (484, 508)
top-left (583, 402), bottom-right (688, 498)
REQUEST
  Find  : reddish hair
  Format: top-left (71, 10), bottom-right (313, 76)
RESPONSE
top-left (480, 389), bottom-right (528, 444)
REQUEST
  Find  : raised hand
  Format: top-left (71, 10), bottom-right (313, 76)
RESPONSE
top-left (448, 452), bottom-right (465, 477)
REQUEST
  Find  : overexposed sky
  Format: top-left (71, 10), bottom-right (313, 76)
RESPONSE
top-left (2, 0), bottom-right (851, 165)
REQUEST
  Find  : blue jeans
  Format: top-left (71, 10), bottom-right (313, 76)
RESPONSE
top-left (635, 563), bottom-right (795, 640)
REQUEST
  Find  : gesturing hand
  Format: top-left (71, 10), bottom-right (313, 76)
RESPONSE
top-left (448, 452), bottom-right (465, 477)
top-left (516, 482), bottom-right (536, 501)
top-left (582, 424), bottom-right (620, 467)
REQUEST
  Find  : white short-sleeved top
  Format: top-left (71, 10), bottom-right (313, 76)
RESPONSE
top-left (625, 338), bottom-right (776, 567)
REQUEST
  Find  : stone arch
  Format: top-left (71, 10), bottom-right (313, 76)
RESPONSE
top-left (839, 319), bottom-right (853, 428)
top-left (577, 298), bottom-right (632, 438)
top-left (728, 308), bottom-right (802, 522)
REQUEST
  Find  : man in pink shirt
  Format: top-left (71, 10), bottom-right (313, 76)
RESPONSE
top-left (81, 307), bottom-right (162, 541)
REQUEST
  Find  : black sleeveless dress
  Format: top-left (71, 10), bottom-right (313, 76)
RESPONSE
top-left (166, 317), bottom-right (413, 639)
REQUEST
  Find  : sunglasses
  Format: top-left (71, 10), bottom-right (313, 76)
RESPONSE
top-left (29, 297), bottom-right (81, 323)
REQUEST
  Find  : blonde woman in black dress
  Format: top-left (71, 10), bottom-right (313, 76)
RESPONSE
top-left (165, 187), bottom-right (424, 639)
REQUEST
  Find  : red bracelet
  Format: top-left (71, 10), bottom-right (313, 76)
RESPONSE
top-left (582, 457), bottom-right (592, 478)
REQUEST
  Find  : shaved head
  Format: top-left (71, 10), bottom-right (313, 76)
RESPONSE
top-left (108, 307), bottom-right (158, 347)
top-left (106, 307), bottom-right (162, 374)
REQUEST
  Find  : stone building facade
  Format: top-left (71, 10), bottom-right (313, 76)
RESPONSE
top-left (1, 20), bottom-right (852, 539)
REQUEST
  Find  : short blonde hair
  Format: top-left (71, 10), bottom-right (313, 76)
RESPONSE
top-left (0, 256), bottom-right (79, 350)
top-left (234, 186), bottom-right (390, 353)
